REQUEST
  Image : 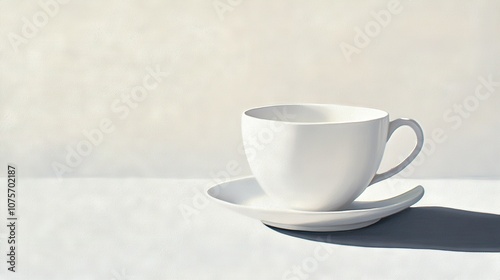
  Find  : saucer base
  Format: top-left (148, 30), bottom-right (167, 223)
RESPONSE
top-left (207, 177), bottom-right (424, 233)
top-left (263, 219), bottom-right (380, 232)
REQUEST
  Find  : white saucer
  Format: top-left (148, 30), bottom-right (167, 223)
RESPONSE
top-left (206, 177), bottom-right (424, 232)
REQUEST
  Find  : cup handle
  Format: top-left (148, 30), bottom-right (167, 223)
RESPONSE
top-left (369, 118), bottom-right (424, 186)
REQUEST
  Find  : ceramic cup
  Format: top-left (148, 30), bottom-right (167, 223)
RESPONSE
top-left (242, 104), bottom-right (424, 211)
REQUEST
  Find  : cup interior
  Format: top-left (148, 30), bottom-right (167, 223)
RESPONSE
top-left (244, 104), bottom-right (388, 124)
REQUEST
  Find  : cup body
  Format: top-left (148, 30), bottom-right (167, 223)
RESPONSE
top-left (242, 104), bottom-right (390, 211)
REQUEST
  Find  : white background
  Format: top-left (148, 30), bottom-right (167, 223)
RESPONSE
top-left (1, 2), bottom-right (500, 280)
top-left (1, 0), bottom-right (499, 179)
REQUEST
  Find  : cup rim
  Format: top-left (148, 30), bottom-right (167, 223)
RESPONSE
top-left (243, 103), bottom-right (389, 125)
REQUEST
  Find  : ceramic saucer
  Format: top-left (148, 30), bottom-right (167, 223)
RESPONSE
top-left (206, 177), bottom-right (424, 232)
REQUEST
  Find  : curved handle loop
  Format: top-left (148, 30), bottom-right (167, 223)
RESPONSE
top-left (369, 118), bottom-right (424, 186)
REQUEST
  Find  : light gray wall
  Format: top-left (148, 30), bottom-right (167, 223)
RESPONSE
top-left (1, 0), bottom-right (499, 179)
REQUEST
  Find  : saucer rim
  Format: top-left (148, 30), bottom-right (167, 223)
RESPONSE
top-left (206, 176), bottom-right (425, 215)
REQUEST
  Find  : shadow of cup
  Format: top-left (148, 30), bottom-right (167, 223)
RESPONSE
top-left (267, 207), bottom-right (500, 252)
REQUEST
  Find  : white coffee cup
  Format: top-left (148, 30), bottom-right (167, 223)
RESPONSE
top-left (242, 104), bottom-right (424, 211)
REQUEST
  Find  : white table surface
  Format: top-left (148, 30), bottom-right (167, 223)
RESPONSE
top-left (0, 178), bottom-right (499, 280)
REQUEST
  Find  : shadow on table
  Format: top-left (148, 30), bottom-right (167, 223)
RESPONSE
top-left (267, 207), bottom-right (500, 252)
